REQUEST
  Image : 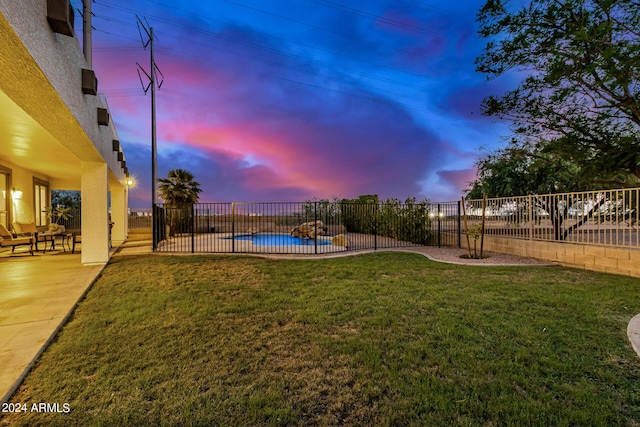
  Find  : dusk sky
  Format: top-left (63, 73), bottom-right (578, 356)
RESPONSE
top-left (78, 0), bottom-right (518, 207)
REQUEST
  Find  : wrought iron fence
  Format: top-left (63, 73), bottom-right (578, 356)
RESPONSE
top-left (55, 208), bottom-right (81, 231)
top-left (50, 187), bottom-right (640, 253)
top-left (129, 208), bottom-right (153, 229)
top-left (54, 208), bottom-right (154, 231)
top-left (152, 201), bottom-right (460, 254)
top-left (464, 187), bottom-right (640, 248)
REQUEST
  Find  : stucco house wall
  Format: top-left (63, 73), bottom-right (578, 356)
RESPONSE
top-left (0, 0), bottom-right (130, 264)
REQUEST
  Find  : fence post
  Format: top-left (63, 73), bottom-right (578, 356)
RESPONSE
top-left (528, 195), bottom-right (533, 240)
top-left (232, 202), bottom-right (235, 253)
top-left (374, 204), bottom-right (378, 251)
top-left (191, 204), bottom-right (195, 253)
top-left (457, 201), bottom-right (461, 248)
top-left (314, 201), bottom-right (318, 255)
top-left (152, 204), bottom-right (157, 251)
top-left (437, 204), bottom-right (441, 248)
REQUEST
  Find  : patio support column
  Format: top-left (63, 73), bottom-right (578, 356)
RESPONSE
top-left (110, 183), bottom-right (127, 247)
top-left (81, 161), bottom-right (109, 265)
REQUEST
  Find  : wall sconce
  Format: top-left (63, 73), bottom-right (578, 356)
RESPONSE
top-left (125, 178), bottom-right (135, 187)
top-left (11, 188), bottom-right (23, 200)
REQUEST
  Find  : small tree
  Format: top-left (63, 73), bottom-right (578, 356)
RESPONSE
top-left (464, 224), bottom-right (484, 259)
top-left (43, 205), bottom-right (73, 231)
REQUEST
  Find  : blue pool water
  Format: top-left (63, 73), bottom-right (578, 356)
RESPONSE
top-left (228, 233), bottom-right (332, 246)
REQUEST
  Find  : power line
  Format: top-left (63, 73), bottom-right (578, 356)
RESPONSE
top-left (91, 14), bottom-right (429, 107)
top-left (95, 0), bottom-right (432, 81)
top-left (311, 0), bottom-right (435, 36)
top-left (90, 1), bottom-right (434, 115)
top-left (90, 3), bottom-right (432, 108)
top-left (124, 0), bottom-right (442, 54)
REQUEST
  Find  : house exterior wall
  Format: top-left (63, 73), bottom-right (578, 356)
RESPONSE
top-left (0, 0), bottom-right (126, 179)
top-left (1, 1), bottom-right (130, 264)
top-left (0, 160), bottom-right (50, 225)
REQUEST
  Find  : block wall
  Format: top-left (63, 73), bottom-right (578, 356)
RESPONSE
top-left (460, 236), bottom-right (640, 278)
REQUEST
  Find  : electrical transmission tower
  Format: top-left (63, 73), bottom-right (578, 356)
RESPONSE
top-left (136, 15), bottom-right (164, 250)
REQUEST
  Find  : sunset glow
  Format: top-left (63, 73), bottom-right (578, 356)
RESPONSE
top-left (87, 0), bottom-right (511, 207)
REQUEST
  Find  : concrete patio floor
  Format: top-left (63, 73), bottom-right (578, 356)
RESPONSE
top-left (0, 249), bottom-right (104, 403)
top-left (0, 239), bottom-right (157, 404)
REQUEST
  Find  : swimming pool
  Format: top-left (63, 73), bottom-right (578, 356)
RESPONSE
top-left (227, 233), bottom-right (333, 246)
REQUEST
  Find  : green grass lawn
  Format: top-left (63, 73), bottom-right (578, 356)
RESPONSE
top-left (2, 252), bottom-right (640, 426)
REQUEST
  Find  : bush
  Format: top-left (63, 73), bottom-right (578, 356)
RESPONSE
top-left (339, 196), bottom-right (432, 244)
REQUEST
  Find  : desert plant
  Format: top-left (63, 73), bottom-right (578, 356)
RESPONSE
top-left (464, 223), bottom-right (483, 259)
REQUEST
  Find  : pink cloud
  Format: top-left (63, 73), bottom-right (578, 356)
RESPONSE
top-left (93, 10), bottom-right (489, 206)
top-left (437, 168), bottom-right (477, 193)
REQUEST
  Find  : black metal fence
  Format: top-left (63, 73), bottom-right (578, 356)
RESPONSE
top-left (128, 208), bottom-right (153, 229)
top-left (55, 208), bottom-right (81, 231)
top-left (152, 201), bottom-right (460, 254)
top-left (54, 208), bottom-right (154, 231)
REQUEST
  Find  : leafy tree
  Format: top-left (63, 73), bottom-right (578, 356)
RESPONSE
top-left (339, 195), bottom-right (432, 244)
top-left (51, 190), bottom-right (81, 209)
top-left (340, 195), bottom-right (379, 234)
top-left (472, 0), bottom-right (640, 193)
top-left (466, 146), bottom-right (582, 198)
top-left (301, 197), bottom-right (342, 223)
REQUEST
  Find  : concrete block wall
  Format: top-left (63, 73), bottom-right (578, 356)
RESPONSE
top-left (461, 235), bottom-right (640, 278)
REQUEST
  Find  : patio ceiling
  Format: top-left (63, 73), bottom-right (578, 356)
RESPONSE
top-left (0, 8), bottom-right (127, 191)
top-left (0, 88), bottom-right (81, 188)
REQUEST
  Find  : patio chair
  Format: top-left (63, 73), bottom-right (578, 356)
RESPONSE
top-left (13, 222), bottom-right (48, 252)
top-left (0, 224), bottom-right (34, 255)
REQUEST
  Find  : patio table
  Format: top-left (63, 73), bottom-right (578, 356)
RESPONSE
top-left (57, 231), bottom-right (73, 252)
top-left (38, 230), bottom-right (63, 252)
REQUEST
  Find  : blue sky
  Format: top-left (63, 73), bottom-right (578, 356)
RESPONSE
top-left (79, 0), bottom-right (517, 206)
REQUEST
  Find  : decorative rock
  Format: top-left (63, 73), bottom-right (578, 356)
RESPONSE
top-left (290, 220), bottom-right (327, 239)
top-left (332, 234), bottom-right (347, 247)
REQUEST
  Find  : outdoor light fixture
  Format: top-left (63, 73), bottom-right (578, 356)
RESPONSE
top-left (11, 188), bottom-right (23, 200)
top-left (125, 177), bottom-right (135, 187)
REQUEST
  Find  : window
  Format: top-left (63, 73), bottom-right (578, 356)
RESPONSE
top-left (34, 179), bottom-right (49, 226)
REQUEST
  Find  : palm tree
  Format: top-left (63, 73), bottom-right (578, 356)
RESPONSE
top-left (157, 169), bottom-right (202, 208)
top-left (157, 169), bottom-right (202, 235)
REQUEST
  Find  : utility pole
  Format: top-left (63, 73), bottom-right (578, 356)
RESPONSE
top-left (136, 16), bottom-right (164, 250)
top-left (82, 0), bottom-right (92, 68)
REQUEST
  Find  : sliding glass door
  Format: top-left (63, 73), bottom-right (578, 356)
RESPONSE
top-left (34, 179), bottom-right (49, 226)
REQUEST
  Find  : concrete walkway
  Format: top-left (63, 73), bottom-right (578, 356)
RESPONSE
top-left (2, 241), bottom-right (639, 404)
